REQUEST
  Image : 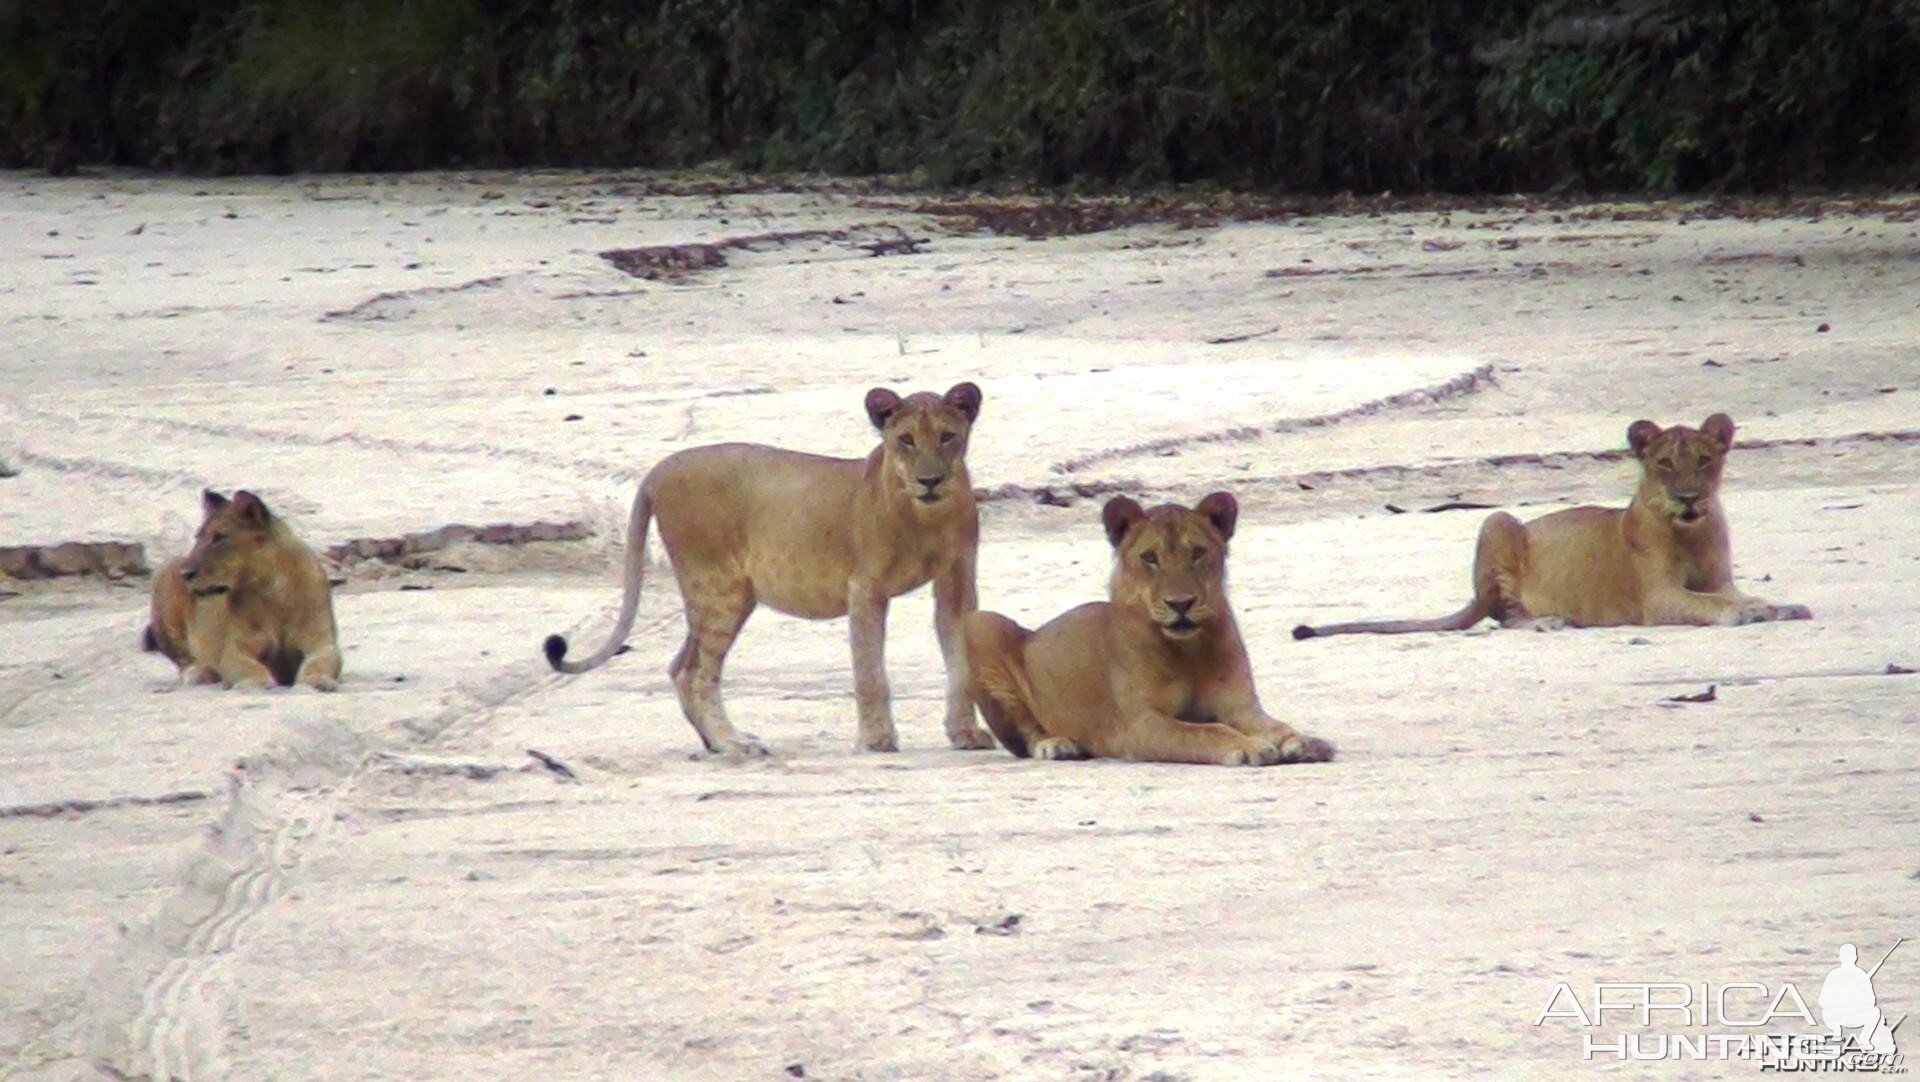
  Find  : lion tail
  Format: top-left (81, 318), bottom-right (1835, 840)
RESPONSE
top-left (1292, 595), bottom-right (1491, 640)
top-left (544, 483), bottom-right (652, 674)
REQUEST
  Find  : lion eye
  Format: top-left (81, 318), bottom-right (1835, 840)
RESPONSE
top-left (1191, 546), bottom-right (1208, 563)
top-left (1656, 458), bottom-right (1675, 471)
top-left (1696, 455), bottom-right (1711, 468)
top-left (211, 532), bottom-right (228, 543)
top-left (938, 431), bottom-right (956, 446)
top-left (898, 434), bottom-right (915, 449)
top-left (1140, 551), bottom-right (1160, 568)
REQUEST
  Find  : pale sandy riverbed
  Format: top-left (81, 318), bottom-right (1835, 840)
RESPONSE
top-left (2, 172), bottom-right (1917, 1080)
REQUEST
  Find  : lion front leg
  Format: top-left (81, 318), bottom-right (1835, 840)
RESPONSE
top-left (848, 581), bottom-right (898, 752)
top-left (294, 608), bottom-right (343, 691)
top-left (1222, 710), bottom-right (1336, 763)
top-left (934, 554), bottom-right (995, 750)
top-left (1109, 712), bottom-right (1285, 767)
top-left (212, 638), bottom-right (278, 688)
top-left (1205, 676), bottom-right (1337, 764)
top-left (1644, 587), bottom-right (1812, 627)
top-left (296, 642), bottom-right (342, 692)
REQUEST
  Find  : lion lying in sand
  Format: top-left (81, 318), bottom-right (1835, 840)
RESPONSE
top-left (145, 490), bottom-right (342, 690)
top-left (962, 492), bottom-right (1335, 766)
top-left (1293, 413), bottom-right (1812, 638)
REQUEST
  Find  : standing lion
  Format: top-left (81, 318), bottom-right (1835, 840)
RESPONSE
top-left (544, 383), bottom-right (996, 757)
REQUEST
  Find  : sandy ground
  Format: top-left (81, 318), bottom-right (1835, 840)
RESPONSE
top-left (2, 171), bottom-right (1917, 1081)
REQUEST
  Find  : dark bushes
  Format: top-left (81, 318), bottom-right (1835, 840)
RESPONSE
top-left (4, 0), bottom-right (1916, 190)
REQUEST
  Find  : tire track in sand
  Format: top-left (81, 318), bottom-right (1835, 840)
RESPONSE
top-left (1051, 363), bottom-right (1497, 473)
top-left (76, 604), bottom-right (656, 1079)
top-left (116, 767), bottom-right (325, 1080)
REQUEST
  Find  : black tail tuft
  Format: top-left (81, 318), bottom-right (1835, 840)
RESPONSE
top-left (1291, 624), bottom-right (1317, 640)
top-left (141, 624), bottom-right (158, 652)
top-left (543, 634), bottom-right (568, 670)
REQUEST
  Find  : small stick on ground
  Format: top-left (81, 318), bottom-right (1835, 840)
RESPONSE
top-left (526, 748), bottom-right (578, 781)
top-left (1206, 325), bottom-right (1279, 345)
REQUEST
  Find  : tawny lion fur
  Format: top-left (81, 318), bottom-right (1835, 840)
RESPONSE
top-left (543, 382), bottom-right (995, 757)
top-left (1293, 412), bottom-right (1813, 638)
top-left (961, 492), bottom-right (1336, 766)
top-left (144, 489), bottom-right (342, 690)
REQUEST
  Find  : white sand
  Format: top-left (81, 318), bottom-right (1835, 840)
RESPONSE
top-left (2, 172), bottom-right (1917, 1081)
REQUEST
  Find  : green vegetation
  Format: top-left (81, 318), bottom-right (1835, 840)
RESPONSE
top-left (4, 1), bottom-right (1916, 190)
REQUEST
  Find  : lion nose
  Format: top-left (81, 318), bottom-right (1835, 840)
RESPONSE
top-left (916, 475), bottom-right (943, 491)
top-left (1676, 494), bottom-right (1701, 509)
top-left (1166, 597), bottom-right (1196, 617)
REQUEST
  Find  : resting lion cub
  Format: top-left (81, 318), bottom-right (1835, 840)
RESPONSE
top-left (144, 489), bottom-right (342, 690)
top-left (1293, 413), bottom-right (1812, 638)
top-left (544, 382), bottom-right (997, 757)
top-left (961, 492), bottom-right (1335, 766)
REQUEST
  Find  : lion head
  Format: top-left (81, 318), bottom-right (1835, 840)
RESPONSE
top-left (1627, 413), bottom-right (1735, 526)
top-left (1101, 492), bottom-right (1238, 641)
top-left (865, 381), bottom-right (982, 510)
top-left (180, 489), bottom-right (272, 593)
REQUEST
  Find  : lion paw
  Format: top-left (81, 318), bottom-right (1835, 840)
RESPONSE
top-left (1278, 734), bottom-right (1337, 764)
top-left (1726, 597), bottom-right (1793, 626)
top-left (948, 725), bottom-right (998, 751)
top-left (857, 729), bottom-right (900, 753)
top-left (1769, 602), bottom-right (1813, 622)
top-left (304, 676), bottom-right (340, 693)
top-left (1032, 737), bottom-right (1087, 760)
top-left (1223, 737), bottom-right (1283, 767)
top-left (720, 733), bottom-right (771, 759)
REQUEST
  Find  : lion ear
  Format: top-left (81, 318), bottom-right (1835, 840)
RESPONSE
top-left (865, 388), bottom-right (903, 431)
top-left (1627, 420), bottom-right (1662, 458)
top-left (201, 489), bottom-right (230, 516)
top-left (231, 490), bottom-right (270, 527)
top-left (1195, 491), bottom-right (1239, 542)
top-left (943, 381), bottom-right (982, 423)
top-left (1701, 413), bottom-right (1735, 448)
top-left (1101, 497), bottom-right (1146, 549)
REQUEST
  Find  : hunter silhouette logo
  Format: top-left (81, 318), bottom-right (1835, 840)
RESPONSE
top-left (1820, 940), bottom-right (1903, 1057)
